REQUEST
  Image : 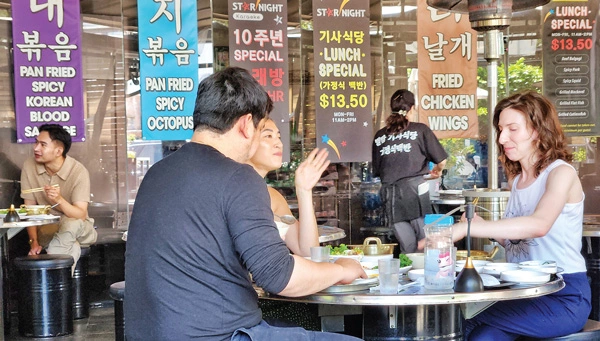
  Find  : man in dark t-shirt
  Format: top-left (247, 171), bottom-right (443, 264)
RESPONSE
top-left (125, 67), bottom-right (366, 341)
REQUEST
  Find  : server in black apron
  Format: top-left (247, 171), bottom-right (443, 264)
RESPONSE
top-left (372, 89), bottom-right (447, 253)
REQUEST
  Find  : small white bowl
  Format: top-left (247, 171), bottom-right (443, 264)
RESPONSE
top-left (501, 269), bottom-right (551, 284)
top-left (519, 260), bottom-right (557, 274)
top-left (399, 265), bottom-right (413, 274)
top-left (407, 268), bottom-right (425, 282)
top-left (482, 262), bottom-right (520, 276)
top-left (405, 253), bottom-right (425, 269)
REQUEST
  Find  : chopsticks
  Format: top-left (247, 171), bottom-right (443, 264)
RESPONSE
top-left (21, 184), bottom-right (58, 194)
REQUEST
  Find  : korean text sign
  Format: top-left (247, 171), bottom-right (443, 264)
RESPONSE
top-left (312, 0), bottom-right (372, 162)
top-left (138, 0), bottom-right (199, 141)
top-left (542, 0), bottom-right (599, 136)
top-left (12, 0), bottom-right (85, 143)
top-left (228, 0), bottom-right (290, 161)
top-left (417, 3), bottom-right (478, 139)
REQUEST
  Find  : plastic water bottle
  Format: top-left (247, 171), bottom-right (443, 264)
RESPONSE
top-left (424, 214), bottom-right (455, 290)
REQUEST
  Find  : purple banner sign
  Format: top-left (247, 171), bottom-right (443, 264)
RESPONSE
top-left (12, 0), bottom-right (85, 143)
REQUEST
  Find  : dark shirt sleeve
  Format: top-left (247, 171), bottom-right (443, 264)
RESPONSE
top-left (223, 166), bottom-right (295, 294)
top-left (423, 126), bottom-right (448, 164)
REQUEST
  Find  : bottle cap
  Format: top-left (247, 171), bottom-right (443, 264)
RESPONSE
top-left (424, 214), bottom-right (454, 226)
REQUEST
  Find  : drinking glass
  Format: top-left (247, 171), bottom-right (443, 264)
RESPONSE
top-left (378, 258), bottom-right (400, 294)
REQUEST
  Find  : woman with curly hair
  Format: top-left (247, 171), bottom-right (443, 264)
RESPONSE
top-left (451, 91), bottom-right (591, 340)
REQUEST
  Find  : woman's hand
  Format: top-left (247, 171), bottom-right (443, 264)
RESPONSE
top-left (453, 211), bottom-right (484, 243)
top-left (295, 148), bottom-right (330, 192)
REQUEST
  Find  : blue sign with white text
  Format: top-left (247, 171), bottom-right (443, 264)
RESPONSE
top-left (138, 0), bottom-right (199, 140)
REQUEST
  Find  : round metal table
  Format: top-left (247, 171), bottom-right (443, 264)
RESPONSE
top-left (2, 216), bottom-right (60, 234)
top-left (257, 277), bottom-right (564, 340)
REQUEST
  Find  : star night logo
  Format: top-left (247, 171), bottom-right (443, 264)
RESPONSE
top-left (231, 1), bottom-right (283, 13)
top-left (315, 0), bottom-right (366, 17)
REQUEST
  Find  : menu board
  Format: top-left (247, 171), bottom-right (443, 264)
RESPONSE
top-left (11, 0), bottom-right (85, 143)
top-left (542, 0), bottom-right (599, 136)
top-left (417, 3), bottom-right (478, 139)
top-left (228, 0), bottom-right (290, 161)
top-left (312, 0), bottom-right (372, 162)
top-left (138, 0), bottom-right (199, 141)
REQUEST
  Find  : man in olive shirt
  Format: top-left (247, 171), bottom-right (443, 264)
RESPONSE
top-left (21, 124), bottom-right (97, 270)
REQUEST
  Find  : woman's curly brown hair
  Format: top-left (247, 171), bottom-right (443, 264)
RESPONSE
top-left (493, 91), bottom-right (572, 179)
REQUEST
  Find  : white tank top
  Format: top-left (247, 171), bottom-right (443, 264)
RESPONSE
top-left (502, 159), bottom-right (586, 274)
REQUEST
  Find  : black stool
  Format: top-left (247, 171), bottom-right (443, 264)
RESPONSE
top-left (110, 281), bottom-right (125, 341)
top-left (518, 320), bottom-right (600, 340)
top-left (14, 254), bottom-right (74, 337)
top-left (72, 245), bottom-right (91, 319)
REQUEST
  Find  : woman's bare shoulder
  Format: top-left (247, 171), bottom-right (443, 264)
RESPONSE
top-left (267, 186), bottom-right (290, 213)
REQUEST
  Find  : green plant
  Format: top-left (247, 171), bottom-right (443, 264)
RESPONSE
top-left (573, 148), bottom-right (586, 162)
top-left (439, 138), bottom-right (476, 174)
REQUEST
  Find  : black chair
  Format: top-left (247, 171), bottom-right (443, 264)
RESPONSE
top-left (72, 245), bottom-right (91, 319)
top-left (110, 281), bottom-right (125, 341)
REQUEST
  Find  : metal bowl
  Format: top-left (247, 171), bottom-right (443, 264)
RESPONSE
top-left (20, 204), bottom-right (50, 215)
top-left (348, 237), bottom-right (397, 256)
top-left (456, 246), bottom-right (499, 261)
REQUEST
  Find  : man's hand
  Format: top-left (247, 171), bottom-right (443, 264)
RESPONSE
top-left (417, 238), bottom-right (426, 251)
top-left (28, 241), bottom-right (42, 255)
top-left (333, 258), bottom-right (367, 284)
top-left (44, 184), bottom-right (64, 206)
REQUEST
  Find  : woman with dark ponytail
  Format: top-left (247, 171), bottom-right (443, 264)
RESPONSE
top-left (372, 89), bottom-right (447, 253)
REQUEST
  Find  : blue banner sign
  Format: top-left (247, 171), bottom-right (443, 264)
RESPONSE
top-left (138, 0), bottom-right (199, 140)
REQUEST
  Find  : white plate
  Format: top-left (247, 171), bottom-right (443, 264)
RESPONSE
top-left (519, 260), bottom-right (557, 274)
top-left (500, 270), bottom-right (550, 284)
top-left (351, 278), bottom-right (379, 286)
top-left (330, 254), bottom-right (363, 262)
top-left (361, 254), bottom-right (393, 262)
top-left (319, 277), bottom-right (378, 293)
top-left (482, 263), bottom-right (520, 276)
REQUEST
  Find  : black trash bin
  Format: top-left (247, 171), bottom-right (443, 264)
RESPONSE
top-left (14, 254), bottom-right (74, 337)
top-left (73, 245), bottom-right (91, 319)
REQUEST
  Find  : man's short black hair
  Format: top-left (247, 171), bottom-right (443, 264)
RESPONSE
top-left (193, 67), bottom-right (272, 132)
top-left (39, 124), bottom-right (71, 157)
